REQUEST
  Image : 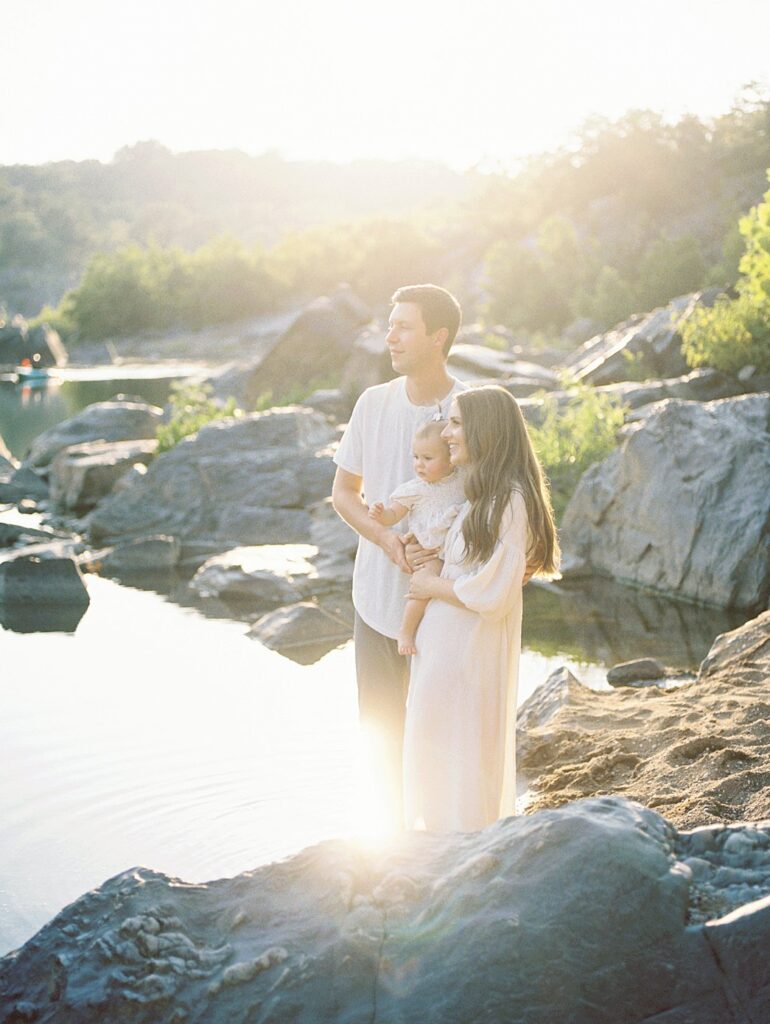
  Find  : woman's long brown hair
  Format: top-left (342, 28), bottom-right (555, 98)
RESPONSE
top-left (456, 386), bottom-right (559, 576)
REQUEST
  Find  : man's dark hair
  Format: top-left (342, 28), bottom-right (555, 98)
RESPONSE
top-left (391, 284), bottom-right (462, 356)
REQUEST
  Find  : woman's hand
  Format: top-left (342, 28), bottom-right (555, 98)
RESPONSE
top-left (403, 532), bottom-right (440, 570)
top-left (407, 560), bottom-right (441, 599)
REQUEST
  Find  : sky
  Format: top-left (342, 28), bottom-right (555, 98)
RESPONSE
top-left (5, 0), bottom-right (770, 170)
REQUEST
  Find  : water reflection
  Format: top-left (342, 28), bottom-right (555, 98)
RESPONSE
top-left (524, 576), bottom-right (745, 670)
top-left (0, 368), bottom-right (204, 460)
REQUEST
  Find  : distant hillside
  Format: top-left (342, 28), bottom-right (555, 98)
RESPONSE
top-left (0, 143), bottom-right (472, 315)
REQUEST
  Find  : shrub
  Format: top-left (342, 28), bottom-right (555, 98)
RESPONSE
top-left (156, 381), bottom-right (240, 453)
top-left (529, 382), bottom-right (626, 519)
top-left (681, 171), bottom-right (770, 374)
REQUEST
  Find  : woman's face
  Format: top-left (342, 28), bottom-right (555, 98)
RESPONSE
top-left (441, 400), bottom-right (469, 467)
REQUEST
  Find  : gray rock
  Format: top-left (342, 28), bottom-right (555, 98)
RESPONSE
top-left (5, 796), bottom-right (770, 1022)
top-left (309, 497), bottom-right (357, 585)
top-left (249, 600), bottom-right (351, 663)
top-left (516, 666), bottom-right (590, 762)
top-left (561, 395), bottom-right (770, 610)
top-left (698, 610), bottom-right (770, 683)
top-left (49, 438), bottom-right (159, 512)
top-left (98, 536), bottom-right (181, 575)
top-left (339, 323), bottom-right (395, 399)
top-left (0, 465), bottom-right (49, 505)
top-left (218, 287), bottom-right (373, 409)
top-left (301, 387), bottom-right (355, 420)
top-left (88, 407), bottom-right (336, 547)
top-left (0, 549), bottom-right (89, 606)
top-left (25, 399), bottom-right (163, 469)
top-left (563, 290), bottom-right (720, 385)
top-left (0, 433), bottom-right (17, 479)
top-left (448, 344), bottom-right (558, 387)
top-left (607, 658), bottom-right (668, 684)
top-left (190, 545), bottom-right (317, 606)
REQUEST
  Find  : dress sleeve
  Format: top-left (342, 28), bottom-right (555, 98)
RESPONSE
top-left (389, 478), bottom-right (424, 509)
top-left (452, 491), bottom-right (527, 622)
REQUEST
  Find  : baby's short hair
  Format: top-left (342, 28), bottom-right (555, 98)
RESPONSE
top-left (414, 419), bottom-right (448, 444)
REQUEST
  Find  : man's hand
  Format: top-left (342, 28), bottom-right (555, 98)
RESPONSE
top-left (403, 532), bottom-right (440, 570)
top-left (381, 529), bottom-right (410, 573)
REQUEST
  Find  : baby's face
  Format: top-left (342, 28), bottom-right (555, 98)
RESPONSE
top-left (413, 436), bottom-right (453, 483)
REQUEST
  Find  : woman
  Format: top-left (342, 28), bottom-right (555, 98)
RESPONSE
top-left (403, 385), bottom-right (559, 832)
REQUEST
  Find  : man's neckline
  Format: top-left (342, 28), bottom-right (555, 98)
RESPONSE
top-left (403, 375), bottom-right (458, 409)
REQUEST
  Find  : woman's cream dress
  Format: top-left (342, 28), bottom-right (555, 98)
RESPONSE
top-left (403, 491), bottom-right (527, 832)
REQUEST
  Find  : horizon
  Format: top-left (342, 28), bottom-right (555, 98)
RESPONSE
top-left (6, 0), bottom-right (770, 173)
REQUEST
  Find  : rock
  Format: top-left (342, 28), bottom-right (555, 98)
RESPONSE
top-left (0, 522), bottom-right (64, 548)
top-left (190, 545), bottom-right (317, 606)
top-left (561, 395), bottom-right (770, 610)
top-left (448, 344), bottom-right (558, 387)
top-left (225, 287), bottom-right (373, 409)
top-left (0, 316), bottom-right (67, 369)
top-left (88, 407), bottom-right (336, 547)
top-left (249, 600), bottom-right (351, 663)
top-left (98, 536), bottom-right (181, 575)
top-left (516, 666), bottom-right (590, 763)
top-left (301, 387), bottom-right (355, 420)
top-left (339, 323), bottom-right (395, 399)
top-left (607, 658), bottom-right (668, 684)
top-left (49, 438), bottom-right (159, 512)
top-left (698, 610), bottom-right (770, 684)
top-left (563, 290), bottom-right (720, 385)
top-left (0, 465), bottom-right (49, 505)
top-left (594, 367), bottom-right (748, 413)
top-left (25, 399), bottom-right (163, 469)
top-left (0, 549), bottom-right (89, 606)
top-left (5, 796), bottom-right (770, 1022)
top-left (309, 497), bottom-right (357, 585)
top-left (0, 433), bottom-right (17, 479)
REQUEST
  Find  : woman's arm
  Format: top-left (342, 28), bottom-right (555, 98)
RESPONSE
top-left (406, 562), bottom-right (467, 608)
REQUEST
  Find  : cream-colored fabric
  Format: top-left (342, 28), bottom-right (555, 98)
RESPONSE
top-left (403, 491), bottom-right (527, 832)
top-left (333, 376), bottom-right (466, 639)
top-left (389, 471), bottom-right (466, 551)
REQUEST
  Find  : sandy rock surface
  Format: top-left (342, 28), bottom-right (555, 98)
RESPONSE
top-left (519, 611), bottom-right (770, 830)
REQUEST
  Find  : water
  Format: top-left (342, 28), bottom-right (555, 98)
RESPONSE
top-left (0, 364), bottom-right (207, 460)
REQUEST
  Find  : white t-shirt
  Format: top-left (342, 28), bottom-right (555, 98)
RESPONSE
top-left (334, 375), bottom-right (467, 639)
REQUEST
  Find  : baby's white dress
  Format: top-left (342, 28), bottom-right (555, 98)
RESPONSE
top-left (403, 490), bottom-right (528, 832)
top-left (389, 471), bottom-right (466, 551)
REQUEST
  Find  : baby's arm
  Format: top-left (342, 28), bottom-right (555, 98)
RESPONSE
top-left (368, 500), bottom-right (409, 526)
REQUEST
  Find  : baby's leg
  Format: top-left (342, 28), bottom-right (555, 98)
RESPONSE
top-left (398, 598), bottom-right (428, 656)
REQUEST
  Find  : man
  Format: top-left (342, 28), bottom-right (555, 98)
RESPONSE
top-left (332, 284), bottom-right (466, 825)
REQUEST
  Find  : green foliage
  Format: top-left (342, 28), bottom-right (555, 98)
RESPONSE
top-left (681, 171), bottom-right (770, 374)
top-left (156, 381), bottom-right (240, 453)
top-left (577, 265), bottom-right (637, 327)
top-left (635, 234), bottom-right (706, 311)
top-left (529, 382), bottom-right (626, 519)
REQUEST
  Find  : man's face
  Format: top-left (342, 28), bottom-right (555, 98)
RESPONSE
top-left (386, 303), bottom-right (444, 376)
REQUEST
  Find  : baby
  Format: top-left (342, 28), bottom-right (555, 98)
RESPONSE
top-left (369, 419), bottom-right (466, 655)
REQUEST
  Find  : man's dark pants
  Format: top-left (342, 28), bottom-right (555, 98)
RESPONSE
top-left (354, 612), bottom-right (410, 827)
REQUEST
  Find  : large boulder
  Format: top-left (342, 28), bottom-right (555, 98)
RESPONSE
top-left (25, 399), bottom-right (163, 469)
top-left (0, 546), bottom-right (89, 606)
top-left (49, 438), bottom-right (159, 512)
top-left (214, 287), bottom-right (374, 410)
top-left (249, 599), bottom-right (353, 663)
top-left (561, 394), bottom-right (770, 610)
top-left (4, 795), bottom-right (770, 1022)
top-left (88, 407), bottom-right (336, 547)
top-left (0, 465), bottom-right (49, 505)
top-left (563, 290), bottom-right (720, 385)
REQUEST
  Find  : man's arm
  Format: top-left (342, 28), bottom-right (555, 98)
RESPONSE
top-left (332, 467), bottom-right (410, 572)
